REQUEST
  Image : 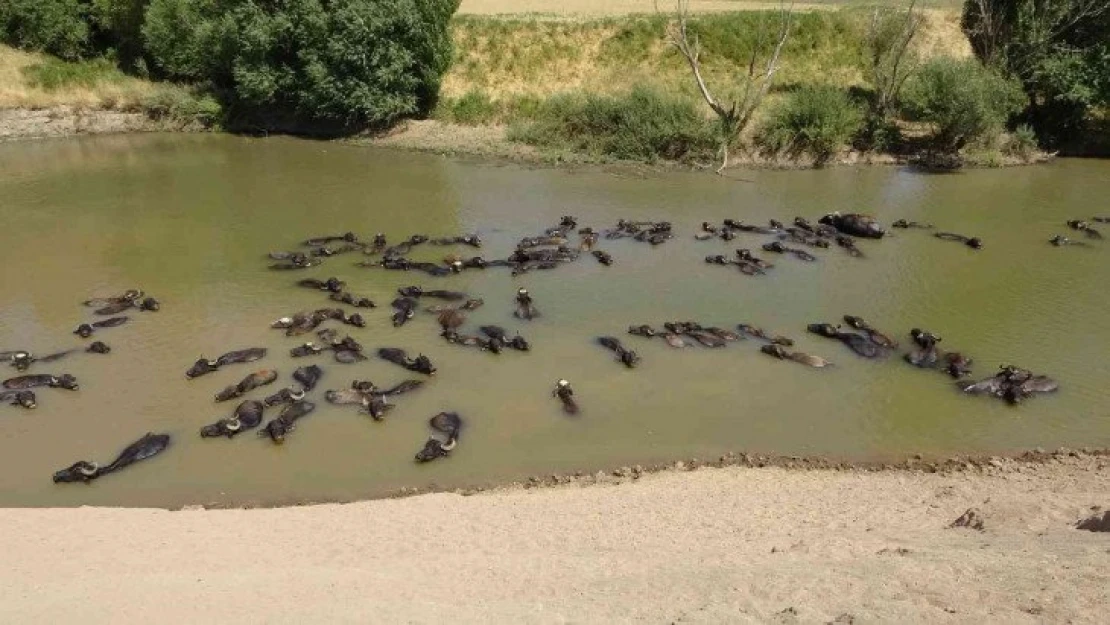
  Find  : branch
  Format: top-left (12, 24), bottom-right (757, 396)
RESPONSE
top-left (737, 2), bottom-right (794, 131)
top-left (666, 0), bottom-right (728, 119)
top-left (885, 0), bottom-right (922, 100)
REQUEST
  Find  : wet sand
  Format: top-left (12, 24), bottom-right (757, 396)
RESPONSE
top-left (2, 454), bottom-right (1106, 623)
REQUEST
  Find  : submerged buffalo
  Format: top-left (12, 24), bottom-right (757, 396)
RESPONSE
top-left (807, 323), bottom-right (887, 359)
top-left (514, 288), bottom-right (540, 320)
top-left (3, 373), bottom-right (78, 391)
top-left (214, 369), bottom-right (279, 402)
top-left (760, 344), bottom-right (832, 368)
top-left (415, 412), bottom-right (462, 462)
top-left (818, 212), bottom-right (885, 239)
top-left (53, 433), bottom-right (171, 483)
top-left (259, 400), bottom-right (317, 443)
top-left (74, 316), bottom-right (129, 339)
top-left (958, 365), bottom-right (1058, 405)
top-left (200, 400), bottom-right (266, 438)
top-left (0, 390), bottom-right (36, 409)
top-left (597, 337), bottom-right (641, 368)
top-left (292, 365), bottom-right (323, 392)
top-left (185, 347), bottom-right (267, 379)
top-left (377, 348), bottom-right (436, 375)
top-left (934, 232), bottom-right (983, 249)
top-left (553, 379), bottom-right (579, 415)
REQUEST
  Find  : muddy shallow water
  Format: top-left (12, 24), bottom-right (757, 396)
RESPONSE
top-left (0, 134), bottom-right (1107, 508)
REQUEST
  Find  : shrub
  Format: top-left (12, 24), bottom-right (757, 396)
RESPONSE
top-left (900, 57), bottom-right (1024, 152)
top-left (141, 86), bottom-right (222, 126)
top-left (757, 86), bottom-right (864, 164)
top-left (0, 0), bottom-right (91, 61)
top-left (1004, 124), bottom-right (1039, 159)
top-left (143, 0), bottom-right (459, 130)
top-left (508, 86), bottom-right (715, 162)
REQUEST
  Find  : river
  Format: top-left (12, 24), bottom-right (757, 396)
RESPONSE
top-left (0, 133), bottom-right (1106, 507)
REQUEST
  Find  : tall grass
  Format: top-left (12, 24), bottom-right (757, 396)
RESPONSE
top-left (508, 86), bottom-right (715, 162)
top-left (21, 56), bottom-right (125, 90)
top-left (5, 49), bottom-right (221, 126)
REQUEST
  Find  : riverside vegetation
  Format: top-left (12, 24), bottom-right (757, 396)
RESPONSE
top-left (1, 0), bottom-right (1107, 167)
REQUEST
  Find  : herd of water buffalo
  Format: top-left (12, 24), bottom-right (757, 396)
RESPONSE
top-left (4, 209), bottom-right (1105, 486)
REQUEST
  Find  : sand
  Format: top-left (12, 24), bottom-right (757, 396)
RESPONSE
top-left (2, 455), bottom-right (1107, 623)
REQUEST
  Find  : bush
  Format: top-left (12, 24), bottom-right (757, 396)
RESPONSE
top-left (141, 86), bottom-right (222, 126)
top-left (0, 0), bottom-right (91, 60)
top-left (143, 0), bottom-right (459, 130)
top-left (757, 86), bottom-right (864, 164)
top-left (508, 86), bottom-right (716, 162)
top-left (1004, 124), bottom-right (1039, 159)
top-left (901, 57), bottom-right (1024, 152)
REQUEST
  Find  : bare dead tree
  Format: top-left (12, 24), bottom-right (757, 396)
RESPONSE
top-left (664, 0), bottom-right (794, 173)
top-left (866, 0), bottom-right (923, 124)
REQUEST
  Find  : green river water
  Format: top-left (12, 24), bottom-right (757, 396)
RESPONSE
top-left (0, 134), bottom-right (1106, 508)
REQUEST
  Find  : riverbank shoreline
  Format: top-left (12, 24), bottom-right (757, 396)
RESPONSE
top-left (0, 109), bottom-right (1051, 170)
top-left (0, 106), bottom-right (202, 142)
top-left (2, 452), bottom-right (1106, 622)
top-left (355, 118), bottom-right (1053, 170)
top-left (48, 446), bottom-right (1110, 511)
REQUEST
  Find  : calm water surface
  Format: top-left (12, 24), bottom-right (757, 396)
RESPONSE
top-left (0, 134), bottom-right (1107, 508)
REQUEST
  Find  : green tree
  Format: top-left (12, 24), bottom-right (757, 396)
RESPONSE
top-left (89, 0), bottom-right (149, 70)
top-left (0, 0), bottom-right (91, 60)
top-left (901, 57), bottom-right (1025, 152)
top-left (962, 0), bottom-right (1110, 146)
top-left (143, 0), bottom-right (459, 130)
top-left (859, 0), bottom-right (923, 150)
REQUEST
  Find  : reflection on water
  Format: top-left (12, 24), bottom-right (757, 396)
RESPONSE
top-left (0, 134), bottom-right (1107, 508)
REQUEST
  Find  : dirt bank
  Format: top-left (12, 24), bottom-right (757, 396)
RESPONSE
top-left (0, 107), bottom-right (174, 142)
top-left (2, 454), bottom-right (1106, 622)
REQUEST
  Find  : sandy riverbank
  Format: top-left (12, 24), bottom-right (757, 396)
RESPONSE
top-left (2, 455), bottom-right (1106, 623)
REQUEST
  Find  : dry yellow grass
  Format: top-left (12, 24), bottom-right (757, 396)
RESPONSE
top-left (442, 8), bottom-right (970, 103)
top-left (0, 45), bottom-right (158, 111)
top-left (458, 0), bottom-right (893, 17)
top-left (457, 0), bottom-right (966, 17)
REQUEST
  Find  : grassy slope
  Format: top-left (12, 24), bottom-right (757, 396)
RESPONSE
top-left (443, 9), bottom-right (969, 100)
top-left (438, 8), bottom-right (970, 124)
top-left (2, 1), bottom-right (973, 153)
top-left (456, 0), bottom-right (966, 17)
top-left (0, 46), bottom-right (160, 110)
top-left (2, 3), bottom-right (970, 113)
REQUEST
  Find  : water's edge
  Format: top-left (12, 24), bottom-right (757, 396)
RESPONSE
top-left (59, 447), bottom-right (1110, 511)
top-left (0, 110), bottom-right (1054, 170)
